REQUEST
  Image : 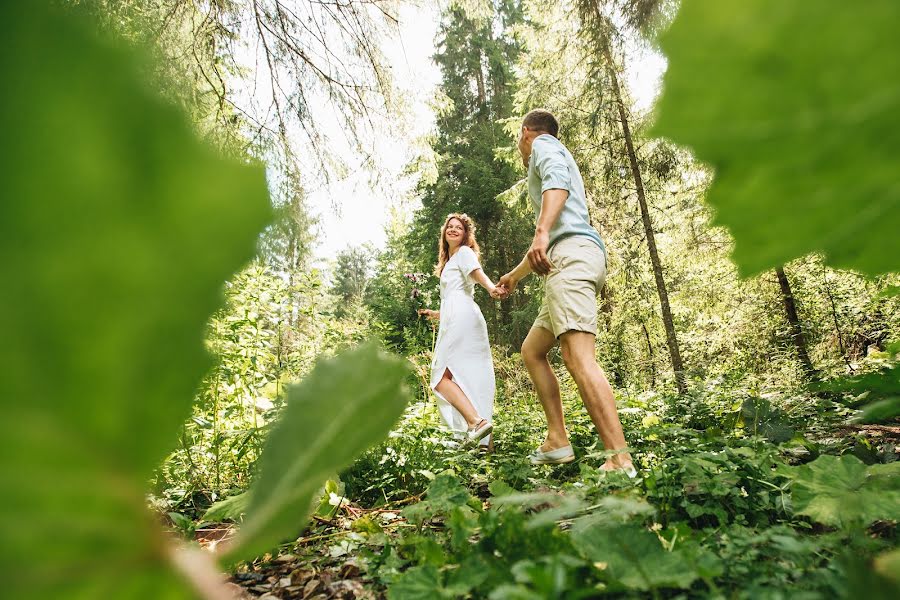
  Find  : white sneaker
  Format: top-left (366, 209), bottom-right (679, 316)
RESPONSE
top-left (529, 445), bottom-right (576, 465)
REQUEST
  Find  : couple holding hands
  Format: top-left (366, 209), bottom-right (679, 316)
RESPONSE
top-left (417, 109), bottom-right (634, 475)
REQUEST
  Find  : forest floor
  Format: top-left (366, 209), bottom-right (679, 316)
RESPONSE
top-left (182, 371), bottom-right (899, 599)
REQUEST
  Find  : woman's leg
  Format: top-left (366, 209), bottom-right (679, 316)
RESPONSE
top-left (435, 369), bottom-right (483, 428)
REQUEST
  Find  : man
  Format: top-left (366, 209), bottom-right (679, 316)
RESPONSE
top-left (497, 109), bottom-right (634, 474)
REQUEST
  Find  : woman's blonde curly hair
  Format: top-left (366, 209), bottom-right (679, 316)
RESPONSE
top-left (435, 213), bottom-right (481, 277)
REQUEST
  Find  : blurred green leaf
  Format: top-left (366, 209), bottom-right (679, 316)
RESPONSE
top-left (653, 0), bottom-right (900, 276)
top-left (571, 522), bottom-right (700, 591)
top-left (351, 515), bottom-right (384, 534)
top-left (402, 473), bottom-right (477, 526)
top-left (874, 548), bottom-right (900, 586)
top-left (508, 555), bottom-right (585, 597)
top-left (844, 547), bottom-right (900, 600)
top-left (878, 285), bottom-right (900, 299)
top-left (820, 364), bottom-right (900, 423)
top-left (222, 343), bottom-right (410, 563)
top-left (388, 565), bottom-right (452, 600)
top-left (423, 473), bottom-right (476, 512)
top-left (488, 480), bottom-right (518, 498)
top-left (487, 585), bottom-right (544, 600)
top-left (0, 2), bottom-right (269, 597)
top-left (855, 397), bottom-right (900, 424)
top-left (790, 455), bottom-right (900, 527)
top-left (202, 492), bottom-right (251, 523)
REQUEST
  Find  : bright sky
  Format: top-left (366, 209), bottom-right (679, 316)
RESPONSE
top-left (308, 3), bottom-right (667, 263)
top-left (307, 2), bottom-right (441, 263)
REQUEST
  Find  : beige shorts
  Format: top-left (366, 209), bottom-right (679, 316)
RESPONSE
top-left (533, 236), bottom-right (607, 338)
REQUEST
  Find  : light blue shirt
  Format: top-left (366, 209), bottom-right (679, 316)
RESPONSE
top-left (528, 134), bottom-right (605, 255)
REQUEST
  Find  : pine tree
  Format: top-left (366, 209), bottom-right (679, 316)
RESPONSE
top-left (405, 1), bottom-right (535, 347)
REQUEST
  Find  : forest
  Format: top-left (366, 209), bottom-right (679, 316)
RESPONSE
top-left (2, 1), bottom-right (899, 599)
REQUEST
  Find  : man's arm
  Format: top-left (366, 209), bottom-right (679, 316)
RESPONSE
top-left (524, 138), bottom-right (571, 275)
top-left (498, 188), bottom-right (568, 295)
top-left (498, 255), bottom-right (531, 296)
top-left (528, 188), bottom-right (568, 274)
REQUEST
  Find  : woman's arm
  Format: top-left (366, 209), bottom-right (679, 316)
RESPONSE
top-left (470, 268), bottom-right (498, 296)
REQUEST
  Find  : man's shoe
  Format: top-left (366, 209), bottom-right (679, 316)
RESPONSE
top-left (529, 445), bottom-right (576, 465)
top-left (600, 462), bottom-right (638, 479)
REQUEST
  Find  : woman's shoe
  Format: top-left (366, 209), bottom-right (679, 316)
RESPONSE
top-left (466, 419), bottom-right (493, 445)
top-left (529, 445), bottom-right (575, 465)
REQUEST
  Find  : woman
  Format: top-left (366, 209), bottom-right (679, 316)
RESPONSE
top-left (418, 214), bottom-right (499, 448)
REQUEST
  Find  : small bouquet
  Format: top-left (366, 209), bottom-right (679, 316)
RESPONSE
top-left (404, 272), bottom-right (438, 351)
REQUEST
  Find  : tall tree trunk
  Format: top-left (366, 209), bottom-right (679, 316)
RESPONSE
top-left (602, 40), bottom-right (687, 394)
top-left (641, 320), bottom-right (656, 387)
top-left (474, 52), bottom-right (486, 108)
top-left (821, 264), bottom-right (853, 371)
top-left (775, 266), bottom-right (818, 379)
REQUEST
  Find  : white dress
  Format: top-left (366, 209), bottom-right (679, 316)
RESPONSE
top-left (430, 246), bottom-right (496, 445)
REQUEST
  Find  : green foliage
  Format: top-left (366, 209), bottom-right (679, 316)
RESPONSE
top-left (642, 440), bottom-right (792, 527)
top-left (386, 471), bottom-right (585, 599)
top-left (223, 344), bottom-right (411, 562)
top-left (654, 0), bottom-right (900, 277)
top-left (0, 2), bottom-right (270, 597)
top-left (789, 454), bottom-right (900, 528)
top-left (60, 0), bottom-right (900, 596)
top-left (710, 524), bottom-right (845, 597)
top-left (331, 244), bottom-right (375, 314)
top-left (158, 261), bottom-right (379, 508)
top-left (401, 473), bottom-right (480, 526)
top-left (823, 362), bottom-right (900, 424)
top-left (571, 520), bottom-right (713, 592)
top-left (740, 397), bottom-right (795, 443)
top-left (202, 491), bottom-right (250, 523)
top-left (168, 512), bottom-right (197, 539)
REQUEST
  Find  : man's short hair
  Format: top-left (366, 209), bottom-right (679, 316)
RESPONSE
top-left (522, 109), bottom-right (559, 138)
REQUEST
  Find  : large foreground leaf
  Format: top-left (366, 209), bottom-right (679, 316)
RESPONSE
top-left (653, 0), bottom-right (900, 276)
top-left (571, 521), bottom-right (700, 591)
top-left (222, 344), bottom-right (411, 563)
top-left (790, 455), bottom-right (900, 528)
top-left (0, 3), bottom-right (270, 597)
top-left (820, 364), bottom-right (900, 424)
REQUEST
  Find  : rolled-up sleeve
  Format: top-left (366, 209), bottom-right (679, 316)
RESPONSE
top-left (533, 138), bottom-right (570, 193)
top-left (457, 246), bottom-right (482, 276)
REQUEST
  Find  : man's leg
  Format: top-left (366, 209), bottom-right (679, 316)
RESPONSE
top-left (522, 325), bottom-right (568, 451)
top-left (559, 331), bottom-right (632, 468)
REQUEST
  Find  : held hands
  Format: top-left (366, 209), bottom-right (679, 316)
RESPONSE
top-left (527, 230), bottom-right (554, 275)
top-left (493, 272), bottom-right (519, 300)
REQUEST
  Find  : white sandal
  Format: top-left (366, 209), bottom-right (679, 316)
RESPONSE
top-left (466, 419), bottom-right (493, 445)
